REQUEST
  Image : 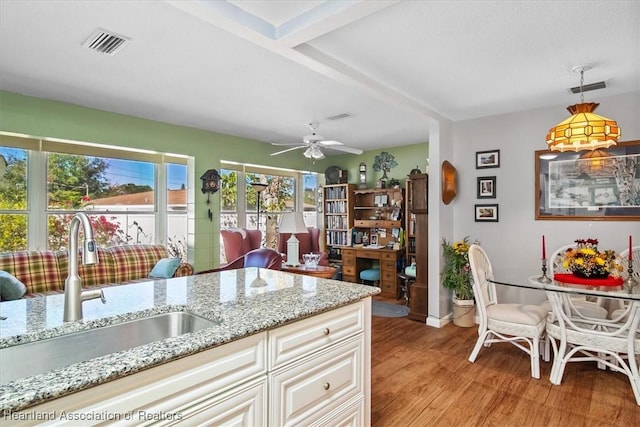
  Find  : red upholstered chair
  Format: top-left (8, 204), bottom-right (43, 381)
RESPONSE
top-left (199, 248), bottom-right (282, 273)
top-left (220, 228), bottom-right (262, 263)
top-left (277, 227), bottom-right (328, 266)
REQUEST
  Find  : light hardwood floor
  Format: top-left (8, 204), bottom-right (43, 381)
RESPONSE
top-left (370, 299), bottom-right (639, 426)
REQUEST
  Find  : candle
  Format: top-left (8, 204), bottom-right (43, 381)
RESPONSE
top-left (542, 235), bottom-right (546, 259)
top-left (630, 235), bottom-right (633, 261)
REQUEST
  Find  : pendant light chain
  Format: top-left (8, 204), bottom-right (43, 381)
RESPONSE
top-left (579, 69), bottom-right (585, 104)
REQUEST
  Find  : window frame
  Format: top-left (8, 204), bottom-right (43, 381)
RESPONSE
top-left (1, 132), bottom-right (190, 252)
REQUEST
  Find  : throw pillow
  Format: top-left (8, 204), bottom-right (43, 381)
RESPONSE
top-left (149, 258), bottom-right (182, 279)
top-left (0, 270), bottom-right (27, 301)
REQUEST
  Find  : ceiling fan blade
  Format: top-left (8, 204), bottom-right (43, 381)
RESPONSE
top-left (317, 140), bottom-right (343, 146)
top-left (271, 142), bottom-right (306, 147)
top-left (271, 145), bottom-right (306, 156)
top-left (329, 145), bottom-right (364, 155)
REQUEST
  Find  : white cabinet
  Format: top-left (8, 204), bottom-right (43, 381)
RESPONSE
top-left (12, 332), bottom-right (268, 426)
top-left (12, 298), bottom-right (371, 426)
top-left (268, 300), bottom-right (370, 427)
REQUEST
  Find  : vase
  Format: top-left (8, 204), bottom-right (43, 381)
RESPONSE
top-left (571, 269), bottom-right (609, 279)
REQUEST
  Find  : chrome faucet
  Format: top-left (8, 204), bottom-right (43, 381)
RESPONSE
top-left (63, 212), bottom-right (106, 322)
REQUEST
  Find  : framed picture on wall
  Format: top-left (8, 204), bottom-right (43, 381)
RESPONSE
top-left (475, 204), bottom-right (499, 222)
top-left (477, 176), bottom-right (496, 199)
top-left (535, 140), bottom-right (640, 221)
top-left (476, 150), bottom-right (500, 169)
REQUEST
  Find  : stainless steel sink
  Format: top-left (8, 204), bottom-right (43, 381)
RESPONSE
top-left (0, 311), bottom-right (219, 385)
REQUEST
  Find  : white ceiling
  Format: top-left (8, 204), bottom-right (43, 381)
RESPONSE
top-left (0, 1), bottom-right (638, 155)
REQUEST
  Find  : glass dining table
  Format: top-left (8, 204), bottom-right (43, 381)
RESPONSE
top-left (489, 272), bottom-right (640, 406)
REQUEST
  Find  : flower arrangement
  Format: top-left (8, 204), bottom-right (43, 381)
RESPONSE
top-left (441, 236), bottom-right (473, 300)
top-left (562, 238), bottom-right (623, 279)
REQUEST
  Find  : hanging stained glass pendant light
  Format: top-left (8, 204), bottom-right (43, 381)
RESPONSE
top-left (546, 65), bottom-right (621, 152)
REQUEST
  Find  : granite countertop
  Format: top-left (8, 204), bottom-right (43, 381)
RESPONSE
top-left (0, 268), bottom-right (379, 413)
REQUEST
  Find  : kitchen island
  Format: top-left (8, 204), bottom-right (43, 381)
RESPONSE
top-left (0, 268), bottom-right (379, 425)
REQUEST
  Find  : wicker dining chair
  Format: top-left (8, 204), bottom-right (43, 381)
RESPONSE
top-left (467, 244), bottom-right (548, 379)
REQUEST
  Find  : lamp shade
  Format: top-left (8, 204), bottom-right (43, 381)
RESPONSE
top-left (278, 212), bottom-right (308, 234)
top-left (546, 102), bottom-right (620, 152)
top-left (279, 212), bottom-right (308, 267)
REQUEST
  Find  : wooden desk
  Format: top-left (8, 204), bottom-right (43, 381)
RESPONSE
top-left (341, 247), bottom-right (403, 298)
top-left (281, 264), bottom-right (337, 279)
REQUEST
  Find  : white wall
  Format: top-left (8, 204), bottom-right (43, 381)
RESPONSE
top-left (452, 92), bottom-right (640, 305)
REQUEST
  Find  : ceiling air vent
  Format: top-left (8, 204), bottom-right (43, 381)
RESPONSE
top-left (326, 113), bottom-right (353, 121)
top-left (82, 29), bottom-right (130, 55)
top-left (569, 81), bottom-right (607, 94)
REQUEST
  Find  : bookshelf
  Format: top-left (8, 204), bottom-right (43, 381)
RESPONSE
top-left (323, 183), bottom-right (355, 262)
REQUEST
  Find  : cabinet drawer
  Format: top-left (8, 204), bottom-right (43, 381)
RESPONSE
top-left (381, 260), bottom-right (395, 270)
top-left (270, 336), bottom-right (363, 427)
top-left (268, 301), bottom-right (365, 369)
top-left (342, 256), bottom-right (355, 267)
top-left (358, 250), bottom-right (380, 259)
top-left (342, 266), bottom-right (356, 276)
top-left (342, 274), bottom-right (357, 283)
top-left (381, 270), bottom-right (396, 282)
top-left (382, 252), bottom-right (397, 261)
top-left (380, 280), bottom-right (395, 293)
top-left (155, 377), bottom-right (267, 426)
top-left (313, 397), bottom-right (364, 427)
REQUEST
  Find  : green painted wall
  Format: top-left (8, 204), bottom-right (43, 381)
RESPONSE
top-left (0, 90), bottom-right (427, 270)
top-left (327, 143), bottom-right (429, 189)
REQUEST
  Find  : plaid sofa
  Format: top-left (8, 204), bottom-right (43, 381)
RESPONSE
top-left (0, 244), bottom-right (193, 298)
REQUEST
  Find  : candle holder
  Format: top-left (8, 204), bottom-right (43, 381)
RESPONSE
top-left (537, 258), bottom-right (552, 283)
top-left (624, 264), bottom-right (640, 292)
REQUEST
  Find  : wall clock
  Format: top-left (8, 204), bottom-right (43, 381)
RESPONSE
top-left (200, 169), bottom-right (220, 222)
top-left (200, 169), bottom-right (220, 194)
top-left (358, 162), bottom-right (367, 189)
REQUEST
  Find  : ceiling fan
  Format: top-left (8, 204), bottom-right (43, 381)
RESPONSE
top-left (271, 123), bottom-right (363, 159)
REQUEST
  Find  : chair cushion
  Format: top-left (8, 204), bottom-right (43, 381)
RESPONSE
top-left (149, 258), bottom-right (182, 278)
top-left (360, 268), bottom-right (380, 281)
top-left (487, 303), bottom-right (547, 325)
top-left (0, 270), bottom-right (27, 301)
top-left (540, 299), bottom-right (609, 319)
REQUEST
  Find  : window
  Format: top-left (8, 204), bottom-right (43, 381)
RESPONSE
top-left (0, 147), bottom-right (28, 251)
top-left (0, 133), bottom-right (189, 257)
top-left (219, 162), bottom-right (318, 264)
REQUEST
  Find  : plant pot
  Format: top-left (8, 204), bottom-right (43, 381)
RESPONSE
top-left (452, 298), bottom-right (475, 327)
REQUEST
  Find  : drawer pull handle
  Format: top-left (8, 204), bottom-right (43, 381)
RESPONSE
top-left (323, 382), bottom-right (331, 390)
top-left (323, 328), bottom-right (331, 335)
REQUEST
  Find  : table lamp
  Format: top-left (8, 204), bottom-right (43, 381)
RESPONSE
top-left (279, 212), bottom-right (308, 266)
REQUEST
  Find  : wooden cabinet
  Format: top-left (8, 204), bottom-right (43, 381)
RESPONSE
top-left (404, 179), bottom-right (416, 263)
top-left (323, 183), bottom-right (355, 262)
top-left (341, 247), bottom-right (403, 298)
top-left (352, 187), bottom-right (403, 248)
top-left (406, 173), bottom-right (429, 322)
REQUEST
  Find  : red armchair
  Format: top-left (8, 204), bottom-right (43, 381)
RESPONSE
top-left (277, 227), bottom-right (328, 266)
top-left (199, 248), bottom-right (282, 273)
top-left (220, 228), bottom-right (262, 263)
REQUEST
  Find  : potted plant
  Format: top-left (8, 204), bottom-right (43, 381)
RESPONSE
top-left (441, 236), bottom-right (475, 327)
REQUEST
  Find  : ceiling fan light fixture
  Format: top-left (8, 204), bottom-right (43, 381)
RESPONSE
top-left (304, 144), bottom-right (325, 160)
top-left (546, 65), bottom-right (621, 152)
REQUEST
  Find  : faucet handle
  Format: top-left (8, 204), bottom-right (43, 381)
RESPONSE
top-left (81, 288), bottom-right (106, 304)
